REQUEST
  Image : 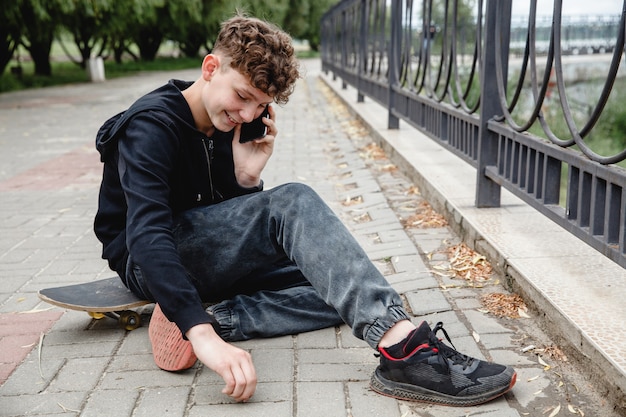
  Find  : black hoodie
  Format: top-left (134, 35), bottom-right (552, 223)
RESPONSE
top-left (94, 79), bottom-right (262, 336)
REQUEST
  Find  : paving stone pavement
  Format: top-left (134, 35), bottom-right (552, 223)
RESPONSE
top-left (0, 59), bottom-right (621, 416)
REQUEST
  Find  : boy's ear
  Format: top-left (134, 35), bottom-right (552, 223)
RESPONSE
top-left (202, 54), bottom-right (220, 81)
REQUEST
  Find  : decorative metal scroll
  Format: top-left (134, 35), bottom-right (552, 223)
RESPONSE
top-left (321, 0), bottom-right (626, 268)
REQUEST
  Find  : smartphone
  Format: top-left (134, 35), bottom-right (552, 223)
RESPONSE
top-left (239, 106), bottom-right (270, 143)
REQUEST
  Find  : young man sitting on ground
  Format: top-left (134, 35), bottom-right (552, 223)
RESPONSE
top-left (93, 14), bottom-right (516, 406)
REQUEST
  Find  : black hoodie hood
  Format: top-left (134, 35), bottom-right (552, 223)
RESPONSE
top-left (95, 79), bottom-right (197, 162)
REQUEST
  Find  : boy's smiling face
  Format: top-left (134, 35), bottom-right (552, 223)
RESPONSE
top-left (200, 54), bottom-right (273, 134)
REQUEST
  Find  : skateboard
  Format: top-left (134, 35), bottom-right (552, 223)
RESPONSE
top-left (38, 277), bottom-right (152, 330)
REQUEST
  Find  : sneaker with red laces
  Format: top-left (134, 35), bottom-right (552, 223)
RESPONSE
top-left (149, 304), bottom-right (197, 371)
top-left (371, 321), bottom-right (517, 406)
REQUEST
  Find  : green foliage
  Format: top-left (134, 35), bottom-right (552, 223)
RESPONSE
top-left (240, 0), bottom-right (290, 23)
top-left (595, 81), bottom-right (626, 152)
top-left (130, 0), bottom-right (168, 61)
top-left (168, 0), bottom-right (232, 57)
top-left (56, 0), bottom-right (114, 66)
top-left (1, 0), bottom-right (338, 78)
top-left (526, 78), bottom-right (626, 170)
top-left (284, 0), bottom-right (311, 39)
top-left (304, 0), bottom-right (340, 51)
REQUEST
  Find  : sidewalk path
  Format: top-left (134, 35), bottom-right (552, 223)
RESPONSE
top-left (0, 59), bottom-right (620, 416)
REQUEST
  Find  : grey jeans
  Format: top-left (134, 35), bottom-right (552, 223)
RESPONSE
top-left (133, 183), bottom-right (409, 349)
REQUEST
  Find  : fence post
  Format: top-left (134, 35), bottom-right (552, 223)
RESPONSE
top-left (475, 0), bottom-right (512, 207)
top-left (341, 9), bottom-right (348, 89)
top-left (387, 0), bottom-right (401, 129)
top-left (357, 0), bottom-right (367, 103)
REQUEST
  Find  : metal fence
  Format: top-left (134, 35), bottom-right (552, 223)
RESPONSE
top-left (320, 0), bottom-right (626, 269)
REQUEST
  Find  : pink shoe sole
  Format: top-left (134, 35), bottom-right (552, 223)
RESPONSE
top-left (149, 304), bottom-right (197, 371)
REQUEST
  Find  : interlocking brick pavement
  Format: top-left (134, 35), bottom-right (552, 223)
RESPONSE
top-left (0, 310), bottom-right (63, 384)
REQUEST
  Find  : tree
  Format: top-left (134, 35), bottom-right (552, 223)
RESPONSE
top-left (19, 0), bottom-right (62, 76)
top-left (305, 0), bottom-right (340, 51)
top-left (240, 0), bottom-right (290, 24)
top-left (105, 1), bottom-right (139, 63)
top-left (168, 0), bottom-right (204, 57)
top-left (283, 0), bottom-right (311, 39)
top-left (57, 0), bottom-right (112, 68)
top-left (1, 0), bottom-right (349, 78)
top-left (0, 0), bottom-right (23, 74)
top-left (174, 0), bottom-right (293, 56)
top-left (129, 0), bottom-right (168, 61)
top-left (168, 0), bottom-right (232, 58)
top-left (426, 0), bottom-right (477, 50)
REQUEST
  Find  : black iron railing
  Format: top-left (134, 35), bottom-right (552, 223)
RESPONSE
top-left (321, 0), bottom-right (626, 268)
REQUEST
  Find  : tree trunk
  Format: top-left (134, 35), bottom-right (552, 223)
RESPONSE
top-left (1, 33), bottom-right (18, 75)
top-left (19, 3), bottom-right (55, 76)
top-left (135, 27), bottom-right (163, 61)
top-left (29, 38), bottom-right (53, 76)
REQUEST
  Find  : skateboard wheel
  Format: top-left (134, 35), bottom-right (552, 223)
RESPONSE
top-left (119, 311), bottom-right (142, 331)
top-left (88, 312), bottom-right (106, 320)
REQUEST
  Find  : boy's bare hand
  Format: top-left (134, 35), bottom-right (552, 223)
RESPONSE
top-left (187, 323), bottom-right (257, 402)
top-left (232, 105), bottom-right (276, 188)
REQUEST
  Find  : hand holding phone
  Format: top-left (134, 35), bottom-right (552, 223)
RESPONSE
top-left (239, 107), bottom-right (270, 143)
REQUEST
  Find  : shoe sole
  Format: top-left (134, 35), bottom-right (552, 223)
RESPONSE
top-left (370, 367), bottom-right (517, 407)
top-left (149, 304), bottom-right (197, 372)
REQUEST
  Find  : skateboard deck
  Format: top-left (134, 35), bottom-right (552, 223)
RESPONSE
top-left (38, 277), bottom-right (152, 330)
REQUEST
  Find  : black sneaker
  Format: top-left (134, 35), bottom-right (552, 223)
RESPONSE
top-left (370, 321), bottom-right (516, 406)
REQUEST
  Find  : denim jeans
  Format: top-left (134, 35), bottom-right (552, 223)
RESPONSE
top-left (131, 183), bottom-right (409, 349)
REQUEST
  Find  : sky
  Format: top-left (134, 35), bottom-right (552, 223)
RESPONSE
top-left (511, 0), bottom-right (622, 18)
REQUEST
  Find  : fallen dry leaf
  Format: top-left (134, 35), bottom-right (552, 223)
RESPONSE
top-left (538, 355), bottom-right (551, 370)
top-left (353, 212), bottom-right (372, 223)
top-left (547, 404), bottom-right (561, 417)
top-left (446, 243), bottom-right (492, 281)
top-left (480, 293), bottom-right (528, 318)
top-left (345, 120), bottom-right (369, 138)
top-left (379, 163), bottom-right (397, 172)
top-left (544, 345), bottom-right (568, 362)
top-left (402, 202), bottom-right (448, 229)
top-left (342, 195), bottom-right (363, 206)
top-left (406, 185), bottom-right (420, 195)
top-left (361, 142), bottom-right (387, 160)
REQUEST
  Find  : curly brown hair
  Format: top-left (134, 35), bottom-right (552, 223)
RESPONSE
top-left (213, 15), bottom-right (301, 105)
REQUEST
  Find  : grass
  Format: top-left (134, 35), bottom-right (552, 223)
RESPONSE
top-left (526, 79), bottom-right (626, 168)
top-left (0, 56), bottom-right (202, 93)
top-left (521, 77), bottom-right (626, 206)
top-left (0, 47), bottom-right (320, 94)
